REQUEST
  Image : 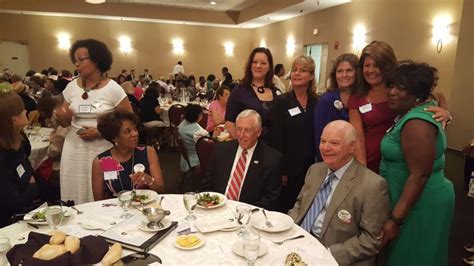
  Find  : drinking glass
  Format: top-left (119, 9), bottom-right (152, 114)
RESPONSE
top-left (117, 190), bottom-right (134, 218)
top-left (243, 230), bottom-right (260, 265)
top-left (45, 205), bottom-right (64, 229)
top-left (235, 205), bottom-right (252, 237)
top-left (183, 192), bottom-right (198, 221)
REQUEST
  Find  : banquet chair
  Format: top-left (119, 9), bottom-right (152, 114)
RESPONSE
top-left (175, 128), bottom-right (202, 192)
top-left (198, 108), bottom-right (208, 130)
top-left (168, 104), bottom-right (185, 148)
top-left (195, 136), bottom-right (216, 175)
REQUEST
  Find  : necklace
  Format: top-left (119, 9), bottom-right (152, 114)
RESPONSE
top-left (252, 83), bottom-right (266, 94)
top-left (81, 77), bottom-right (105, 100)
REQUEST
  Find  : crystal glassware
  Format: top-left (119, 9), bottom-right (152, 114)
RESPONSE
top-left (183, 192), bottom-right (198, 221)
top-left (117, 190), bottom-right (134, 218)
top-left (235, 205), bottom-right (252, 237)
top-left (45, 205), bottom-right (64, 229)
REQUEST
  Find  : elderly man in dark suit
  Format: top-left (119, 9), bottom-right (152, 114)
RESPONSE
top-left (288, 120), bottom-right (390, 266)
top-left (201, 109), bottom-right (282, 210)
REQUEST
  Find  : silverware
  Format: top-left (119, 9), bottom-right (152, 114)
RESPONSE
top-left (27, 222), bottom-right (39, 229)
top-left (271, 234), bottom-right (305, 245)
top-left (262, 209), bottom-right (273, 228)
top-left (159, 196), bottom-right (164, 204)
top-left (70, 206), bottom-right (83, 214)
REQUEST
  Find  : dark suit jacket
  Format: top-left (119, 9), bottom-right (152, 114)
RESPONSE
top-left (270, 91), bottom-right (317, 176)
top-left (201, 140), bottom-right (282, 210)
top-left (288, 160), bottom-right (390, 266)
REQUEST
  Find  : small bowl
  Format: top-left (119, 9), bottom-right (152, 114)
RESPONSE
top-left (142, 207), bottom-right (170, 229)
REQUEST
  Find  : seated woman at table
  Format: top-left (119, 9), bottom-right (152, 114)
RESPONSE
top-left (206, 85), bottom-right (230, 132)
top-left (178, 104), bottom-right (215, 172)
top-left (92, 110), bottom-right (165, 200)
top-left (139, 82), bottom-right (165, 128)
top-left (0, 89), bottom-right (39, 227)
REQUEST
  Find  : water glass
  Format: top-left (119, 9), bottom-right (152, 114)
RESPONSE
top-left (45, 205), bottom-right (64, 229)
top-left (183, 192), bottom-right (198, 221)
top-left (117, 190), bottom-right (134, 218)
top-left (235, 205), bottom-right (252, 237)
top-left (243, 231), bottom-right (260, 265)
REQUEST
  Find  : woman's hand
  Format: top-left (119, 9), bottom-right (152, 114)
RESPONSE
top-left (130, 172), bottom-right (155, 187)
top-left (378, 219), bottom-right (401, 249)
top-left (424, 106), bottom-right (452, 126)
top-left (77, 126), bottom-right (100, 140)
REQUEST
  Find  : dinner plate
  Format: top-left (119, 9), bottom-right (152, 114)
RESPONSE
top-left (138, 218), bottom-right (172, 232)
top-left (174, 234), bottom-right (205, 250)
top-left (250, 210), bottom-right (294, 233)
top-left (131, 189), bottom-right (158, 206)
top-left (232, 240), bottom-right (268, 258)
top-left (196, 192), bottom-right (226, 209)
top-left (24, 206), bottom-right (74, 225)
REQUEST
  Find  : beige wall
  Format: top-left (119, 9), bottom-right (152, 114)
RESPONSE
top-left (255, 0), bottom-right (472, 150)
top-left (0, 14), bottom-right (253, 79)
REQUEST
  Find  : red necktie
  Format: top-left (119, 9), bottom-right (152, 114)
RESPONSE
top-left (226, 149), bottom-right (248, 200)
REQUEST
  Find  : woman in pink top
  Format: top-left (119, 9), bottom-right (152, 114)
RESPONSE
top-left (206, 86), bottom-right (230, 132)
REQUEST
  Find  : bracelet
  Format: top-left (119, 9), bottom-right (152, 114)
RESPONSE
top-left (389, 215), bottom-right (404, 226)
top-left (446, 112), bottom-right (453, 125)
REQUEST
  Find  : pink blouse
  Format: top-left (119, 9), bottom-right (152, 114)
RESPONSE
top-left (206, 100), bottom-right (226, 131)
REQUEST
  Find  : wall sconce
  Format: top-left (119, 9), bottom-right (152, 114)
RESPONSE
top-left (260, 40), bottom-right (266, 48)
top-left (286, 36), bottom-right (296, 57)
top-left (224, 42), bottom-right (234, 57)
top-left (432, 15), bottom-right (451, 54)
top-left (57, 33), bottom-right (71, 50)
top-left (172, 39), bottom-right (184, 55)
top-left (352, 24), bottom-right (367, 55)
top-left (119, 36), bottom-right (132, 55)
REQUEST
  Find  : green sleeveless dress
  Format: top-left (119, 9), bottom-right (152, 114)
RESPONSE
top-left (380, 101), bottom-right (455, 266)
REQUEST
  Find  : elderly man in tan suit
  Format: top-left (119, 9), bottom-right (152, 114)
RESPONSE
top-left (288, 120), bottom-right (390, 266)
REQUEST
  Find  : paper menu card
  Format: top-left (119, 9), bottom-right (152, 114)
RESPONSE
top-left (193, 212), bottom-right (238, 233)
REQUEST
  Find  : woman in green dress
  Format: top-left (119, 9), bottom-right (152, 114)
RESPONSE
top-left (379, 61), bottom-right (455, 266)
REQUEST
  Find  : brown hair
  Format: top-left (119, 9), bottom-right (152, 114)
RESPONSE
top-left (289, 55), bottom-right (318, 98)
top-left (355, 41), bottom-right (397, 96)
top-left (215, 85), bottom-right (231, 100)
top-left (328, 53), bottom-right (359, 91)
top-left (0, 91), bottom-right (25, 150)
top-left (241, 47), bottom-right (274, 89)
top-left (97, 110), bottom-right (140, 144)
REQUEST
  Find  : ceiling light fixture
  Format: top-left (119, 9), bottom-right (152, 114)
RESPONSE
top-left (210, 1), bottom-right (217, 5)
top-left (85, 0), bottom-right (106, 4)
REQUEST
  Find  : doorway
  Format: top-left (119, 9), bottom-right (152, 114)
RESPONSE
top-left (0, 41), bottom-right (30, 76)
top-left (305, 43), bottom-right (328, 94)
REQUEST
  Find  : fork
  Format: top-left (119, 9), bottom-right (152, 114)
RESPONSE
top-left (70, 206), bottom-right (83, 214)
top-left (262, 209), bottom-right (273, 228)
top-left (271, 234), bottom-right (305, 245)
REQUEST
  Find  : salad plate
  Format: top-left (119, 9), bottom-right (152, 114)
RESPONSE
top-left (131, 189), bottom-right (158, 205)
top-left (196, 192), bottom-right (226, 209)
top-left (23, 206), bottom-right (73, 225)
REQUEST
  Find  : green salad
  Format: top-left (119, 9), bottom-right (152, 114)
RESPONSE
top-left (32, 211), bottom-right (46, 220)
top-left (197, 193), bottom-right (221, 207)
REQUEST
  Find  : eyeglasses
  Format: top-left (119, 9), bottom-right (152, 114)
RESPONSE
top-left (74, 57), bottom-right (90, 64)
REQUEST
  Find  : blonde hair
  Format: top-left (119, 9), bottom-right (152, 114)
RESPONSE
top-left (289, 55), bottom-right (317, 98)
top-left (0, 91), bottom-right (25, 150)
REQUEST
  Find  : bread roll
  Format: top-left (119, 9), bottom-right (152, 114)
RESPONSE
top-left (33, 244), bottom-right (67, 260)
top-left (101, 243), bottom-right (122, 266)
top-left (64, 235), bottom-right (80, 254)
top-left (49, 231), bottom-right (67, 245)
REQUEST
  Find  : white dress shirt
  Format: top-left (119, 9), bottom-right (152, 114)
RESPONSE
top-left (312, 158), bottom-right (354, 236)
top-left (224, 142), bottom-right (258, 200)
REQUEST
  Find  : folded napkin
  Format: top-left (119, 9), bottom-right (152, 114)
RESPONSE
top-left (7, 231), bottom-right (108, 266)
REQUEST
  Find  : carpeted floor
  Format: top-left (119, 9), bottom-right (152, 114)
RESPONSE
top-left (157, 147), bottom-right (473, 265)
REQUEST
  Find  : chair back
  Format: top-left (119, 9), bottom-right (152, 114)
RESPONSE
top-left (168, 104), bottom-right (185, 128)
top-left (199, 108), bottom-right (208, 129)
top-left (196, 136), bottom-right (216, 175)
top-left (174, 128), bottom-right (192, 170)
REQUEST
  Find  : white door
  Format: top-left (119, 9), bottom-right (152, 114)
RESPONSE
top-left (0, 41), bottom-right (30, 76)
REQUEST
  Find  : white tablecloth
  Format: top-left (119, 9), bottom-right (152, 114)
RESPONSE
top-left (27, 127), bottom-right (54, 170)
top-left (0, 194), bottom-right (338, 265)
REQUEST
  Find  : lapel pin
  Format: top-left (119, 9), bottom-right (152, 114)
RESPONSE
top-left (253, 160), bottom-right (259, 164)
top-left (337, 209), bottom-right (352, 224)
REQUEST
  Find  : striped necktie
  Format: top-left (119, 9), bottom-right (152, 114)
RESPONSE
top-left (226, 149), bottom-right (248, 200)
top-left (301, 172), bottom-right (337, 232)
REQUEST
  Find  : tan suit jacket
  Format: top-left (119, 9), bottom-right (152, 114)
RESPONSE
top-left (288, 159), bottom-right (390, 266)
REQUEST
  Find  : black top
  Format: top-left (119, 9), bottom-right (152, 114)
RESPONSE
top-left (222, 72), bottom-right (233, 88)
top-left (270, 91), bottom-right (317, 176)
top-left (97, 145), bottom-right (150, 198)
top-left (18, 92), bottom-right (37, 116)
top-left (0, 133), bottom-right (39, 227)
top-left (139, 96), bottom-right (162, 122)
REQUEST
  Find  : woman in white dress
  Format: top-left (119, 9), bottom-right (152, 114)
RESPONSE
top-left (55, 39), bottom-right (132, 204)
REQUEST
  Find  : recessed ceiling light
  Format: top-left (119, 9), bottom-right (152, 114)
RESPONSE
top-left (210, 1), bottom-right (217, 5)
top-left (85, 0), bottom-right (106, 4)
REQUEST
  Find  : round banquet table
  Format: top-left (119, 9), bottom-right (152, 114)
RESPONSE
top-left (0, 194), bottom-right (338, 265)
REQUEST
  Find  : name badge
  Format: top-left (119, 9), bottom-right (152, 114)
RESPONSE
top-left (288, 107), bottom-right (301, 116)
top-left (78, 105), bottom-right (93, 113)
top-left (358, 103), bottom-right (372, 113)
top-left (104, 171), bottom-right (118, 181)
top-left (16, 164), bottom-right (26, 178)
top-left (275, 90), bottom-right (282, 96)
top-left (337, 209), bottom-right (352, 224)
